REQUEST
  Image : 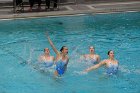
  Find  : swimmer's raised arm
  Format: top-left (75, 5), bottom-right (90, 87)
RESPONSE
top-left (81, 54), bottom-right (88, 59)
top-left (46, 32), bottom-right (59, 55)
top-left (84, 60), bottom-right (106, 72)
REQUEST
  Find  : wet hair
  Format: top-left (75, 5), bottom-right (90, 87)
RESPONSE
top-left (60, 46), bottom-right (67, 52)
top-left (44, 48), bottom-right (49, 52)
top-left (89, 46), bottom-right (95, 49)
top-left (108, 50), bottom-right (113, 55)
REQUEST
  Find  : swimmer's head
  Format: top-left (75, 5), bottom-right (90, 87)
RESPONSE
top-left (89, 46), bottom-right (95, 53)
top-left (44, 48), bottom-right (50, 54)
top-left (60, 46), bottom-right (68, 55)
top-left (108, 50), bottom-right (114, 58)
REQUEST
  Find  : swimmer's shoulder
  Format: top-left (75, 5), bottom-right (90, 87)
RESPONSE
top-left (50, 56), bottom-right (54, 60)
top-left (101, 59), bottom-right (108, 64)
top-left (95, 54), bottom-right (100, 58)
top-left (114, 59), bottom-right (119, 64)
top-left (83, 54), bottom-right (89, 58)
top-left (66, 55), bottom-right (69, 60)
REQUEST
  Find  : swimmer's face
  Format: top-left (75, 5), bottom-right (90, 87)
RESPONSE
top-left (108, 51), bottom-right (114, 58)
top-left (89, 46), bottom-right (95, 53)
top-left (44, 48), bottom-right (50, 54)
top-left (62, 47), bottom-right (68, 55)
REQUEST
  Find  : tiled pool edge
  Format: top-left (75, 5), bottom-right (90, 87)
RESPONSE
top-left (0, 10), bottom-right (139, 20)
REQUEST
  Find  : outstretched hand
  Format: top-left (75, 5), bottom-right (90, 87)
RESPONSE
top-left (46, 31), bottom-right (59, 55)
top-left (83, 69), bottom-right (89, 73)
top-left (46, 32), bottom-right (49, 38)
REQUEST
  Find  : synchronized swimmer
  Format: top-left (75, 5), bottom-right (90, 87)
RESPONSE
top-left (84, 50), bottom-right (119, 75)
top-left (39, 48), bottom-right (55, 68)
top-left (81, 46), bottom-right (100, 65)
top-left (46, 33), bottom-right (69, 76)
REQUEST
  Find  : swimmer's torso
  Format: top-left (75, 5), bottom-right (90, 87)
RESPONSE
top-left (55, 56), bottom-right (69, 75)
top-left (85, 54), bottom-right (98, 65)
top-left (40, 56), bottom-right (54, 68)
top-left (105, 60), bottom-right (118, 75)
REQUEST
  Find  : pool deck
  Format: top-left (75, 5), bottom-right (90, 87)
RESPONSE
top-left (0, 0), bottom-right (140, 19)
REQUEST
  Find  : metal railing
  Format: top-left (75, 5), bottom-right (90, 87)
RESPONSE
top-left (13, 0), bottom-right (24, 13)
top-left (13, 0), bottom-right (77, 13)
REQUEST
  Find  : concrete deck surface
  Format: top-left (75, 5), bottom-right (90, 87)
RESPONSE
top-left (0, 0), bottom-right (140, 19)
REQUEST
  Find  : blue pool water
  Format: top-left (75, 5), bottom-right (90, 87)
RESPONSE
top-left (0, 12), bottom-right (140, 93)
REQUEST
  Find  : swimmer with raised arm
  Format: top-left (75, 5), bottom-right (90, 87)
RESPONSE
top-left (84, 50), bottom-right (118, 75)
top-left (82, 46), bottom-right (100, 65)
top-left (46, 33), bottom-right (69, 76)
top-left (39, 48), bottom-right (55, 68)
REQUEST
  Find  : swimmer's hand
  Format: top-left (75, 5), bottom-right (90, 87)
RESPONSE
top-left (46, 32), bottom-right (49, 37)
top-left (83, 69), bottom-right (89, 73)
top-left (46, 32), bottom-right (51, 40)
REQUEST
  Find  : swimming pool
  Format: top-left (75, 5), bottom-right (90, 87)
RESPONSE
top-left (0, 12), bottom-right (140, 93)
